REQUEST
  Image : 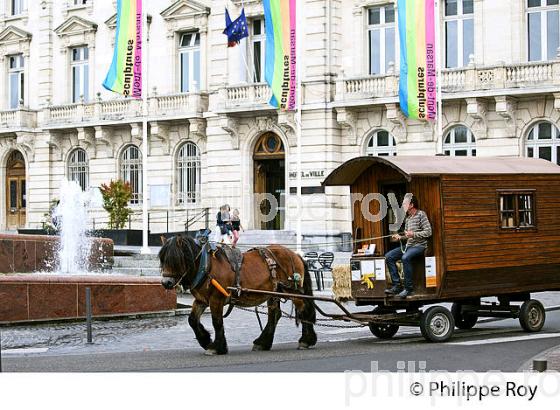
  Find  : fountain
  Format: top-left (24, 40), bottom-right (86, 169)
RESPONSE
top-left (0, 181), bottom-right (176, 324)
top-left (54, 180), bottom-right (93, 274)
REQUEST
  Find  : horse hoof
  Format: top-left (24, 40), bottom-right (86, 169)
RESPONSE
top-left (252, 344), bottom-right (265, 351)
top-left (297, 342), bottom-right (313, 350)
top-left (204, 349), bottom-right (218, 356)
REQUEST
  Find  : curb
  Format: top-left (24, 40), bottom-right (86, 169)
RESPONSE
top-left (0, 307), bottom-right (191, 328)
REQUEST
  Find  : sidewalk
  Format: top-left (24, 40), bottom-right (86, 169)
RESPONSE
top-left (522, 344), bottom-right (560, 372)
top-left (545, 348), bottom-right (560, 371)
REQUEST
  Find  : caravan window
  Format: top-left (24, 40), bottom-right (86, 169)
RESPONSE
top-left (498, 191), bottom-right (536, 230)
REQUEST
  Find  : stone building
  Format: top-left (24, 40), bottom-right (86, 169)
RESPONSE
top-left (0, 0), bottom-right (559, 245)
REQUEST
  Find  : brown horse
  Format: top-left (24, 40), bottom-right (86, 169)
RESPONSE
top-left (159, 235), bottom-right (317, 355)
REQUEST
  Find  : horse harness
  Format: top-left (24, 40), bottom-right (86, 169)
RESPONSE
top-left (257, 248), bottom-right (278, 281)
top-left (182, 231), bottom-right (304, 317)
top-left (250, 247), bottom-right (304, 292)
top-left (221, 245), bottom-right (244, 292)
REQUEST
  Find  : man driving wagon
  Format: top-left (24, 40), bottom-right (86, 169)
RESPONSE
top-left (385, 194), bottom-right (432, 298)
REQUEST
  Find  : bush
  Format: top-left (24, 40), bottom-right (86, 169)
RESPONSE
top-left (100, 180), bottom-right (133, 229)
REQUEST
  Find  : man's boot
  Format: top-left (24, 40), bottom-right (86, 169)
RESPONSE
top-left (397, 288), bottom-right (414, 298)
top-left (385, 284), bottom-right (403, 295)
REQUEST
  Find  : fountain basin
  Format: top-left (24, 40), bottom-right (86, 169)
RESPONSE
top-left (0, 274), bottom-right (176, 324)
top-left (0, 233), bottom-right (113, 273)
top-left (0, 233), bottom-right (176, 324)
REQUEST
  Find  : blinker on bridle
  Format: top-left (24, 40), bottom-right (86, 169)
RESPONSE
top-left (165, 235), bottom-right (207, 290)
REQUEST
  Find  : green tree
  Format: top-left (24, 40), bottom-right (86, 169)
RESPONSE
top-left (100, 180), bottom-right (133, 229)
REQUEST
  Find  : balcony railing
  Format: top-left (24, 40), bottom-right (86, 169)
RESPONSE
top-left (0, 108), bottom-right (37, 130)
top-left (223, 83), bottom-right (272, 110)
top-left (335, 60), bottom-right (560, 103)
top-left (0, 110), bottom-right (16, 125)
top-left (336, 74), bottom-right (397, 100)
top-left (442, 68), bottom-right (466, 92)
top-left (43, 92), bottom-right (208, 127)
top-left (505, 61), bottom-right (555, 86)
top-left (48, 103), bottom-right (79, 122)
top-left (151, 92), bottom-right (208, 117)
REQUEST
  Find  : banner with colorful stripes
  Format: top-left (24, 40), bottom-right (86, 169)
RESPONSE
top-left (103, 0), bottom-right (143, 98)
top-left (398, 0), bottom-right (437, 121)
top-left (263, 0), bottom-right (297, 111)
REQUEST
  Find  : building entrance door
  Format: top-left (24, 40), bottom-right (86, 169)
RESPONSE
top-left (253, 133), bottom-right (285, 230)
top-left (6, 151), bottom-right (26, 230)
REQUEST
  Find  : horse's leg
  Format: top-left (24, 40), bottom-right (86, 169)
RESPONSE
top-left (294, 298), bottom-right (318, 350)
top-left (188, 301), bottom-right (211, 350)
top-left (205, 297), bottom-right (229, 356)
top-left (252, 298), bottom-right (282, 351)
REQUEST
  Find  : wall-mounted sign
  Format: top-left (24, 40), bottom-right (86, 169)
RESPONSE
top-left (425, 256), bottom-right (438, 288)
top-left (150, 185), bottom-right (171, 208)
top-left (289, 170), bottom-right (326, 179)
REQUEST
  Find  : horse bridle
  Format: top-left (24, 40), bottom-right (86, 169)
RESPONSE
top-left (171, 238), bottom-right (206, 290)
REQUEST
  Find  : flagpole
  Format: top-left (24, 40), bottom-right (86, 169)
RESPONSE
top-left (435, 0), bottom-right (443, 154)
top-left (141, 6), bottom-right (150, 254)
top-left (240, 38), bottom-right (257, 83)
top-left (296, 0), bottom-right (302, 254)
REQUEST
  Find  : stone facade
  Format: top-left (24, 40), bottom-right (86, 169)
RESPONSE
top-left (0, 0), bottom-right (559, 239)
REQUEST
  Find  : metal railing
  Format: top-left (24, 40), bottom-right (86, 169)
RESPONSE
top-left (185, 207), bottom-right (210, 232)
top-left (90, 207), bottom-right (210, 234)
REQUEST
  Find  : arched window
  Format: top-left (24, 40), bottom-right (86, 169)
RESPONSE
top-left (365, 130), bottom-right (397, 156)
top-left (120, 145), bottom-right (142, 204)
top-left (443, 126), bottom-right (476, 156)
top-left (525, 121), bottom-right (560, 165)
top-left (67, 148), bottom-right (89, 191)
top-left (177, 142), bottom-right (201, 205)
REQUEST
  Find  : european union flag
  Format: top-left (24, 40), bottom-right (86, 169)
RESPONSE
top-left (223, 8), bottom-right (249, 47)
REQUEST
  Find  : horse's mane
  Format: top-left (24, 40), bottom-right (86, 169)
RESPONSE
top-left (158, 235), bottom-right (199, 287)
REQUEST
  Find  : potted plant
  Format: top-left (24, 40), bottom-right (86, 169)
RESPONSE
top-left (100, 180), bottom-right (133, 229)
top-left (90, 180), bottom-right (143, 245)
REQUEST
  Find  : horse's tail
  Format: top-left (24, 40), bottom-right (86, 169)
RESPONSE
top-left (298, 254), bottom-right (316, 324)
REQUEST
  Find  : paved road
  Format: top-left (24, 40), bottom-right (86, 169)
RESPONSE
top-left (2, 294), bottom-right (560, 373)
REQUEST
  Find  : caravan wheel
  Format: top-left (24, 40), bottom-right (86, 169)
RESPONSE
top-left (519, 300), bottom-right (546, 333)
top-left (368, 307), bottom-right (399, 339)
top-left (420, 306), bottom-right (455, 343)
top-left (451, 302), bottom-right (479, 330)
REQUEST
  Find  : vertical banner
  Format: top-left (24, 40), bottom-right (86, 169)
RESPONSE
top-left (263, 0), bottom-right (297, 111)
top-left (103, 0), bottom-right (143, 98)
top-left (398, 0), bottom-right (437, 120)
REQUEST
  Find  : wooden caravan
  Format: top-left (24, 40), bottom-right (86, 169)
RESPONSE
top-left (321, 155), bottom-right (560, 342)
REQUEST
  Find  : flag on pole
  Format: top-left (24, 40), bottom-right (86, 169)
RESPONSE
top-left (397, 0), bottom-right (437, 121)
top-left (223, 8), bottom-right (249, 47)
top-left (103, 0), bottom-right (143, 98)
top-left (263, 0), bottom-right (297, 111)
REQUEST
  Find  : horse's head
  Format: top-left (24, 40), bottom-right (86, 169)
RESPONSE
top-left (158, 235), bottom-right (197, 290)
